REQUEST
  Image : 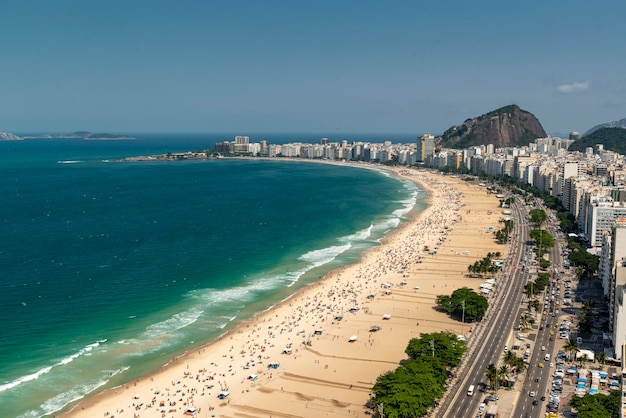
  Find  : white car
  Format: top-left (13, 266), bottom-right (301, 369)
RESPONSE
top-left (530, 391), bottom-right (536, 397)
top-left (541, 345), bottom-right (546, 351)
top-left (503, 345), bottom-right (508, 353)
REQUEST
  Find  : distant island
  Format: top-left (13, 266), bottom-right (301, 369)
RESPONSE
top-left (1, 131), bottom-right (135, 140)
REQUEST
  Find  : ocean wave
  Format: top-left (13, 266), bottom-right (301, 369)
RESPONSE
top-left (0, 339), bottom-right (107, 393)
top-left (17, 366), bottom-right (129, 418)
top-left (59, 339), bottom-right (107, 365)
top-left (341, 224), bottom-right (373, 242)
top-left (299, 244), bottom-right (351, 266)
top-left (145, 308), bottom-right (204, 337)
top-left (56, 160), bottom-right (81, 164)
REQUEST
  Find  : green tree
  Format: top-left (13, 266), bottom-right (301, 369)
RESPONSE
top-left (435, 287), bottom-right (488, 322)
top-left (529, 209), bottom-right (547, 227)
top-left (405, 331), bottom-right (466, 369)
top-left (372, 359), bottom-right (445, 418)
top-left (530, 229), bottom-right (555, 249)
top-left (563, 338), bottom-right (580, 362)
top-left (485, 363), bottom-right (498, 390)
top-left (570, 390), bottom-right (621, 418)
top-left (498, 364), bottom-right (510, 388)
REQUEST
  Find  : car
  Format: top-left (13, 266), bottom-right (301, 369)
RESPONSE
top-left (541, 345), bottom-right (546, 351)
top-left (540, 396), bottom-right (546, 401)
top-left (535, 377), bottom-right (540, 382)
top-left (550, 362), bottom-right (554, 368)
top-left (503, 345), bottom-right (508, 353)
top-left (538, 362), bottom-right (544, 368)
top-left (530, 391), bottom-right (536, 397)
top-left (532, 400), bottom-right (539, 405)
top-left (479, 403), bottom-right (486, 412)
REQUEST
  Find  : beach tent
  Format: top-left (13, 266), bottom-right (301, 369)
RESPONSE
top-left (217, 391), bottom-right (230, 399)
top-left (382, 314), bottom-right (391, 320)
top-left (282, 347), bottom-right (292, 354)
top-left (248, 374), bottom-right (258, 381)
top-left (184, 407), bottom-right (197, 415)
top-left (268, 362), bottom-right (280, 369)
top-left (349, 335), bottom-right (358, 342)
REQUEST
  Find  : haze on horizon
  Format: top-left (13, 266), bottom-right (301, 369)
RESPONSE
top-left (1, 0), bottom-right (625, 136)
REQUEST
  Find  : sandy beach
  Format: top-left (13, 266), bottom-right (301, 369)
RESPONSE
top-left (61, 168), bottom-right (508, 418)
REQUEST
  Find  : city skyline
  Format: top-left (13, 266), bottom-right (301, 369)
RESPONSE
top-left (1, 0), bottom-right (625, 135)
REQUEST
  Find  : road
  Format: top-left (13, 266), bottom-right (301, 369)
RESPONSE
top-left (511, 209), bottom-right (564, 417)
top-left (437, 197), bottom-right (531, 418)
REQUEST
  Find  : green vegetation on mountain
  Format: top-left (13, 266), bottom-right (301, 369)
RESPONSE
top-left (568, 127), bottom-right (626, 154)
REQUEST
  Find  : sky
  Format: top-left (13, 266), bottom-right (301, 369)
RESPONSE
top-left (1, 0), bottom-right (625, 136)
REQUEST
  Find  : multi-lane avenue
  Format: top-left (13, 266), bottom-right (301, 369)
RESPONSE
top-left (438, 197), bottom-right (531, 418)
top-left (436, 194), bottom-right (566, 418)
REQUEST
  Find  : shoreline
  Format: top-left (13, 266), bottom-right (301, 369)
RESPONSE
top-left (61, 167), bottom-right (508, 418)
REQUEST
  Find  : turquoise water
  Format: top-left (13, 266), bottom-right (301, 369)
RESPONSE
top-left (0, 134), bottom-right (426, 417)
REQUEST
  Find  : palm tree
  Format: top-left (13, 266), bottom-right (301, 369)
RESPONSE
top-left (498, 364), bottom-right (510, 388)
top-left (597, 351), bottom-right (608, 367)
top-left (485, 363), bottom-right (498, 391)
top-left (526, 299), bottom-right (540, 312)
top-left (518, 314), bottom-right (530, 330)
top-left (563, 338), bottom-right (580, 362)
top-left (579, 353), bottom-right (590, 369)
top-left (503, 351), bottom-right (516, 365)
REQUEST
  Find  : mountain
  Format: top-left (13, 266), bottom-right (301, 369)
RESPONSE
top-left (568, 127), bottom-right (626, 154)
top-left (438, 104), bottom-right (547, 149)
top-left (20, 131), bottom-right (135, 140)
top-left (584, 117), bottom-right (626, 136)
top-left (0, 131), bottom-right (22, 140)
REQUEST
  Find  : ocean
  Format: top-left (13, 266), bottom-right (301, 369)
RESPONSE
top-left (0, 133), bottom-right (426, 418)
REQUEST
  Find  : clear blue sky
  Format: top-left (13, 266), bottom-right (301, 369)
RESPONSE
top-left (1, 0), bottom-right (625, 135)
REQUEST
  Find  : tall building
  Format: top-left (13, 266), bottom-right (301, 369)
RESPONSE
top-left (234, 135), bottom-right (250, 153)
top-left (417, 134), bottom-right (435, 162)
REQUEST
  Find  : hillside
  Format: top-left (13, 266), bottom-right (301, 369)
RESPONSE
top-left (438, 105), bottom-right (547, 149)
top-left (0, 131), bottom-right (22, 140)
top-left (568, 127), bottom-right (626, 154)
top-left (584, 117), bottom-right (626, 136)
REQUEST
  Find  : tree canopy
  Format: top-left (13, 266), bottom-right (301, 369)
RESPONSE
top-left (529, 208), bottom-right (547, 226)
top-left (405, 331), bottom-right (467, 368)
top-left (372, 331), bottom-right (466, 418)
top-left (570, 390), bottom-right (621, 418)
top-left (529, 228), bottom-right (555, 250)
top-left (436, 287), bottom-right (488, 322)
